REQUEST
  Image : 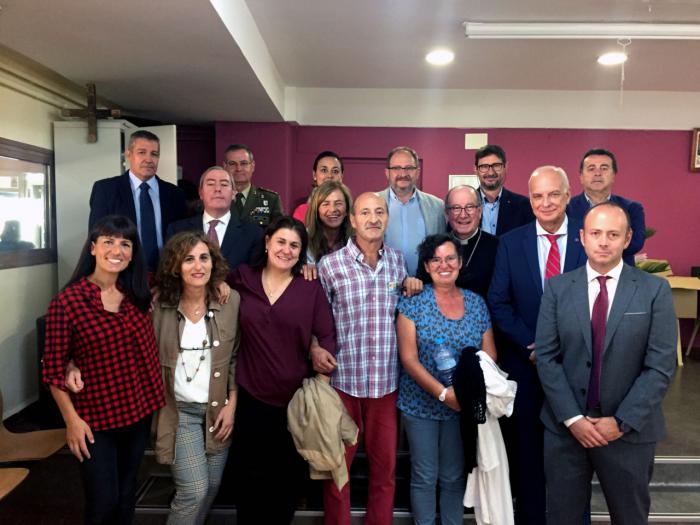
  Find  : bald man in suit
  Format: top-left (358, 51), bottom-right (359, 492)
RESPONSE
top-left (535, 202), bottom-right (676, 525)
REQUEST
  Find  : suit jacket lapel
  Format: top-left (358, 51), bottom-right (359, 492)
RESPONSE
top-left (603, 265), bottom-right (637, 353)
top-left (119, 172), bottom-right (137, 221)
top-left (219, 215), bottom-right (240, 255)
top-left (240, 186), bottom-right (256, 219)
top-left (497, 188), bottom-right (511, 234)
top-left (523, 222), bottom-right (543, 295)
top-left (571, 267), bottom-right (593, 355)
top-left (563, 220), bottom-right (585, 272)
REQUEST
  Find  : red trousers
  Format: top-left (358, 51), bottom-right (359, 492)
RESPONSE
top-left (323, 389), bottom-right (398, 525)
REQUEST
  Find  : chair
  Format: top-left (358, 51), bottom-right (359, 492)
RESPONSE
top-left (0, 389), bottom-right (65, 462)
top-left (0, 467), bottom-right (29, 500)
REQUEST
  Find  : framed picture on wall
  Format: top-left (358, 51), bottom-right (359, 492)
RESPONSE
top-left (449, 174), bottom-right (480, 189)
top-left (692, 129), bottom-right (700, 172)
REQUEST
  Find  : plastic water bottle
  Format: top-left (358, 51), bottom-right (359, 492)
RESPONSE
top-left (433, 338), bottom-right (456, 386)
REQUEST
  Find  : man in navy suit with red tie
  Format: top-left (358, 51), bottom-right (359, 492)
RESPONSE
top-left (488, 166), bottom-right (588, 524)
top-left (88, 130), bottom-right (186, 271)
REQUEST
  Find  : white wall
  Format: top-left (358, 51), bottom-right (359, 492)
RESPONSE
top-left (290, 87), bottom-right (700, 130)
top-left (0, 50), bottom-right (86, 416)
top-left (0, 82), bottom-right (60, 416)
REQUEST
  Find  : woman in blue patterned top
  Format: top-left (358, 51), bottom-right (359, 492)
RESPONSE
top-left (396, 233), bottom-right (496, 525)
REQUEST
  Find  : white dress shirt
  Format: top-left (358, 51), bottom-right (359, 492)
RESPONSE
top-left (202, 210), bottom-right (231, 246)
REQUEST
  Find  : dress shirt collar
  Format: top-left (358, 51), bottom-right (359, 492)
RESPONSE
top-left (480, 188), bottom-right (503, 204)
top-left (586, 259), bottom-right (624, 282)
top-left (388, 186), bottom-right (418, 203)
top-left (203, 210), bottom-right (230, 227)
top-left (535, 215), bottom-right (568, 237)
top-left (128, 171), bottom-right (158, 192)
top-left (237, 184), bottom-right (251, 200)
top-left (346, 236), bottom-right (384, 263)
top-left (451, 228), bottom-right (480, 245)
top-left (583, 192), bottom-right (611, 207)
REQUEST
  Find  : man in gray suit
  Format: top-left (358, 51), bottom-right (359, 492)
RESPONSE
top-left (378, 146), bottom-right (445, 275)
top-left (535, 201), bottom-right (677, 525)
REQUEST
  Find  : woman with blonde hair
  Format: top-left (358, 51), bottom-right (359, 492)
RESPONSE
top-left (305, 180), bottom-right (353, 265)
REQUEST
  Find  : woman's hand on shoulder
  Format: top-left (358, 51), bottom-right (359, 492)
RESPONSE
top-left (215, 281), bottom-right (231, 304)
top-left (302, 264), bottom-right (318, 281)
top-left (402, 277), bottom-right (423, 297)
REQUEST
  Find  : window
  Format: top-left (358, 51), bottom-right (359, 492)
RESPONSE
top-left (0, 138), bottom-right (56, 269)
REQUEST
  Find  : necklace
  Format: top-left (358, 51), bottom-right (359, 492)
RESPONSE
top-left (179, 337), bottom-right (210, 382)
top-left (178, 306), bottom-right (212, 382)
top-left (181, 299), bottom-right (206, 318)
top-left (262, 272), bottom-right (293, 299)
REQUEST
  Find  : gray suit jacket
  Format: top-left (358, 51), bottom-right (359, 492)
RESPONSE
top-left (535, 264), bottom-right (676, 444)
top-left (377, 187), bottom-right (446, 235)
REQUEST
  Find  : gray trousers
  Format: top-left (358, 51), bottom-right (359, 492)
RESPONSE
top-left (544, 428), bottom-right (655, 525)
top-left (167, 402), bottom-right (229, 525)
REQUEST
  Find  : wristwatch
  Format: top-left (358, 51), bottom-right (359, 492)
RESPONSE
top-left (438, 388), bottom-right (448, 403)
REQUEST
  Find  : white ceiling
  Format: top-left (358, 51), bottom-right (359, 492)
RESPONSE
top-left (1, 0), bottom-right (699, 124)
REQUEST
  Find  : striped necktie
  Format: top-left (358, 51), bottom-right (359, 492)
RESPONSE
top-left (544, 234), bottom-right (561, 280)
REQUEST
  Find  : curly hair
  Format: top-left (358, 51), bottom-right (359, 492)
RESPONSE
top-left (305, 180), bottom-right (353, 262)
top-left (155, 231), bottom-right (229, 306)
top-left (415, 233), bottom-right (462, 285)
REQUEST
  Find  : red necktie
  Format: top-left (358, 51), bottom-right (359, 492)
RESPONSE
top-left (207, 219), bottom-right (220, 248)
top-left (587, 275), bottom-right (610, 410)
top-left (544, 234), bottom-right (561, 280)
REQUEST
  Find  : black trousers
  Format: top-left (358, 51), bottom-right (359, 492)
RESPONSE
top-left (80, 415), bottom-right (152, 525)
top-left (229, 387), bottom-right (308, 525)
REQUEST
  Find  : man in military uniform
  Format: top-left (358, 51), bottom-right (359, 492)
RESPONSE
top-left (222, 143), bottom-right (283, 228)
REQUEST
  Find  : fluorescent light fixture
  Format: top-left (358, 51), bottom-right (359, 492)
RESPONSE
top-left (464, 22), bottom-right (700, 40)
top-left (597, 51), bottom-right (628, 65)
top-left (425, 48), bottom-right (455, 66)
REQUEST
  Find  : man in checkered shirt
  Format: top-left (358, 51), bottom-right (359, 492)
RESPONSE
top-left (318, 192), bottom-right (422, 525)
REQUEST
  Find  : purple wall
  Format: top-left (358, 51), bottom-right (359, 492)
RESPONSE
top-left (177, 125), bottom-right (216, 184)
top-left (214, 121), bottom-right (700, 276)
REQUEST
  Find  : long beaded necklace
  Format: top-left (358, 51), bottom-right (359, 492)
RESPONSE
top-left (178, 314), bottom-right (212, 383)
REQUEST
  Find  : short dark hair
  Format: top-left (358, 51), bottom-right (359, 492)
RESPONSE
top-left (386, 146), bottom-right (419, 168)
top-left (128, 130), bottom-right (160, 149)
top-left (579, 148), bottom-right (618, 174)
top-left (475, 144), bottom-right (506, 165)
top-left (156, 231), bottom-right (229, 306)
top-left (583, 201), bottom-right (631, 232)
top-left (251, 216), bottom-right (308, 275)
top-left (415, 233), bottom-right (461, 285)
top-left (313, 151), bottom-right (344, 173)
top-left (223, 143), bottom-right (254, 162)
top-left (67, 215), bottom-right (151, 312)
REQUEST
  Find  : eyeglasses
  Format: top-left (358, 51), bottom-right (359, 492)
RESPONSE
top-left (476, 162), bottom-right (504, 174)
top-left (427, 254), bottom-right (460, 266)
top-left (224, 160), bottom-right (252, 169)
top-left (388, 166), bottom-right (418, 174)
top-left (446, 204), bottom-right (480, 215)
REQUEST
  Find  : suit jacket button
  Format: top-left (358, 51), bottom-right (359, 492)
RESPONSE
top-left (586, 361), bottom-right (592, 367)
top-left (580, 388), bottom-right (586, 395)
